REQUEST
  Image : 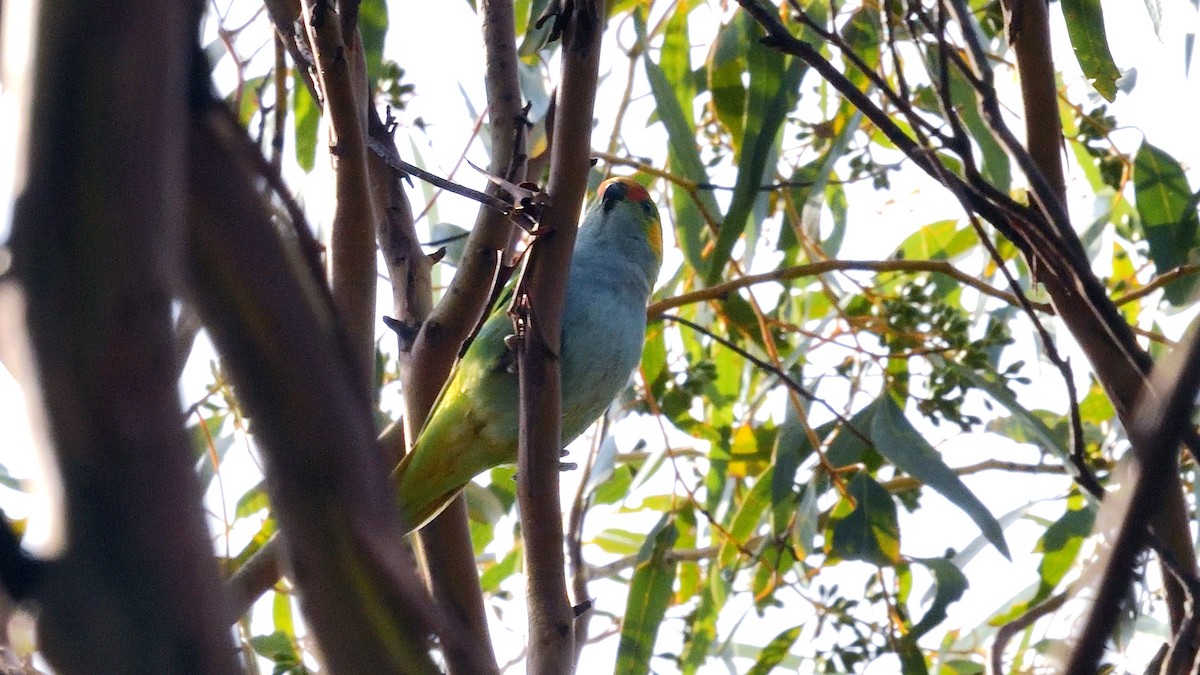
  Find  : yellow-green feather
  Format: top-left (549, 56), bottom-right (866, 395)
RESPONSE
top-left (393, 177), bottom-right (661, 531)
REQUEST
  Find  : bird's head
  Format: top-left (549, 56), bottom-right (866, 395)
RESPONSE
top-left (588, 176), bottom-right (663, 275)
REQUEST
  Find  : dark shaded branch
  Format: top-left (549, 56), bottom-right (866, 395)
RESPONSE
top-left (1065, 319), bottom-right (1200, 673)
top-left (6, 2), bottom-right (239, 669)
top-left (188, 103), bottom-right (444, 674)
top-left (262, 0), bottom-right (320, 102)
top-left (224, 541), bottom-right (283, 624)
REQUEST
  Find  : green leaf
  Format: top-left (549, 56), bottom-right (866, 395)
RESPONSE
top-left (707, 17), bottom-right (749, 152)
top-left (929, 45), bottom-right (1012, 191)
top-left (905, 557), bottom-right (968, 640)
top-left (593, 464), bottom-right (635, 506)
top-left (359, 0), bottom-right (389, 87)
top-left (841, 6), bottom-right (881, 70)
top-left (746, 625), bottom-right (803, 675)
top-left (292, 78), bottom-right (319, 173)
top-left (594, 527), bottom-right (649, 556)
top-left (1134, 141), bottom-right (1200, 305)
top-left (1036, 495), bottom-right (1095, 593)
top-left (272, 591), bottom-right (296, 639)
top-left (680, 566), bottom-right (727, 674)
top-left (660, 1), bottom-right (696, 130)
top-left (706, 17), bottom-right (806, 284)
top-left (947, 359), bottom-right (1071, 467)
top-left (1061, 0), bottom-right (1122, 101)
top-left (771, 411), bottom-right (811, 535)
top-left (871, 393), bottom-right (1010, 558)
top-left (994, 494), bottom-right (1095, 623)
top-left (235, 481), bottom-right (270, 519)
top-left (250, 631), bottom-right (299, 664)
top-left (893, 220), bottom-right (971, 261)
top-left (636, 10), bottom-right (720, 273)
top-left (480, 548), bottom-right (521, 593)
top-left (791, 473), bottom-right (820, 558)
top-left (825, 472), bottom-right (901, 566)
top-left (189, 412), bottom-right (232, 487)
top-left (718, 467), bottom-right (773, 567)
top-left (616, 517), bottom-right (679, 674)
top-left (826, 405), bottom-right (874, 468)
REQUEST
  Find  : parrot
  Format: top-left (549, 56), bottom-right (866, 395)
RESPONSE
top-left (393, 176), bottom-right (663, 531)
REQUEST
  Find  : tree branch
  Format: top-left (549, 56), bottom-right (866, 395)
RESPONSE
top-left (188, 104), bottom-right (448, 673)
top-left (370, 107), bottom-right (499, 673)
top-left (6, 3), bottom-right (238, 669)
top-left (301, 0), bottom-right (378, 391)
top-left (647, 259), bottom-right (1053, 319)
top-left (1065, 319), bottom-right (1200, 673)
top-left (515, 2), bottom-right (605, 672)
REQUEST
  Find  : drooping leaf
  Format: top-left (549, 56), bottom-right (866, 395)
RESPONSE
top-left (905, 557), bottom-right (968, 640)
top-left (707, 16), bottom-right (750, 152)
top-left (680, 566), bottom-right (728, 674)
top-left (746, 625), bottom-right (803, 675)
top-left (616, 517), bottom-right (679, 674)
top-left (359, 0), bottom-right (389, 87)
top-left (718, 467), bottom-right (773, 567)
top-left (706, 16), bottom-right (806, 284)
top-left (1134, 141), bottom-right (1200, 305)
top-left (871, 393), bottom-right (1010, 558)
top-left (636, 9), bottom-right (719, 273)
top-left (1061, 0), bottom-right (1122, 101)
top-left (825, 472), bottom-right (901, 566)
top-left (292, 77), bottom-right (319, 172)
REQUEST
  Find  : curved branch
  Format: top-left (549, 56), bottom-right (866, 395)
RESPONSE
top-left (647, 259), bottom-right (1052, 319)
top-left (992, 591), bottom-right (1068, 674)
top-left (1114, 265), bottom-right (1200, 308)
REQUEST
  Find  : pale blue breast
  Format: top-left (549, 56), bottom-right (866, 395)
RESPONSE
top-left (559, 245), bottom-right (653, 443)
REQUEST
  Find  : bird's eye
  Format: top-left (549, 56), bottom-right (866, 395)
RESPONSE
top-left (641, 201), bottom-right (656, 218)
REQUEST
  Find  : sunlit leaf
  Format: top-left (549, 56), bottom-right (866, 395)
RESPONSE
top-left (594, 527), bottom-right (649, 556)
top-left (1134, 141), bottom-right (1200, 305)
top-left (708, 16), bottom-right (749, 152)
top-left (637, 10), bottom-right (719, 272)
top-left (871, 393), bottom-right (1010, 558)
top-left (1061, 0), bottom-right (1122, 101)
top-left (706, 15), bottom-right (805, 284)
top-left (359, 0), bottom-right (389, 86)
top-left (680, 566), bottom-right (727, 674)
top-left (292, 77), bottom-right (319, 172)
top-left (893, 220), bottom-right (969, 261)
top-left (616, 517), bottom-right (679, 673)
top-left (718, 467), bottom-right (773, 567)
top-left (746, 625), bottom-right (802, 675)
top-left (235, 480), bottom-right (270, 519)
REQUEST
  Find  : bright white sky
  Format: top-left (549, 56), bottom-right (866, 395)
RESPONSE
top-left (1, 0), bottom-right (1199, 672)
